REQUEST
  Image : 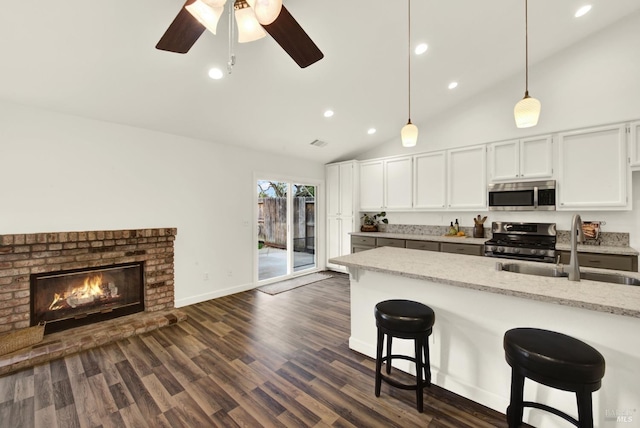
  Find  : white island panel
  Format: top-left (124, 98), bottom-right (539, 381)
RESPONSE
top-left (332, 247), bottom-right (640, 428)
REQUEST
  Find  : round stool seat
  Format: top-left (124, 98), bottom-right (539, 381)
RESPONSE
top-left (375, 300), bottom-right (435, 333)
top-left (504, 328), bottom-right (605, 388)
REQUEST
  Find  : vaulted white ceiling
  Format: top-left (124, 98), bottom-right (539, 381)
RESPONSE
top-left (1, 0), bottom-right (639, 164)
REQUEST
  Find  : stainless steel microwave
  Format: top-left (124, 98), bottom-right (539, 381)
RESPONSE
top-left (488, 180), bottom-right (556, 211)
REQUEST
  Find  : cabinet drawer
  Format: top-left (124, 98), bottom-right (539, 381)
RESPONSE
top-left (352, 245), bottom-right (374, 253)
top-left (559, 251), bottom-right (638, 272)
top-left (406, 240), bottom-right (440, 252)
top-left (440, 242), bottom-right (484, 256)
top-left (376, 238), bottom-right (406, 248)
top-left (351, 236), bottom-right (376, 246)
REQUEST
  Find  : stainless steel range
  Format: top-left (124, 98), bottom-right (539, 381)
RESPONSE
top-left (484, 222), bottom-right (556, 263)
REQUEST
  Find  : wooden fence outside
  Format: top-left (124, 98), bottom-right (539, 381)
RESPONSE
top-left (258, 197), bottom-right (315, 253)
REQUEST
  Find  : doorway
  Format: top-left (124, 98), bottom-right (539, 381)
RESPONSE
top-left (257, 180), bottom-right (317, 282)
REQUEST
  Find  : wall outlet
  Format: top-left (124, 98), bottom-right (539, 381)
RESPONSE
top-left (203, 272), bottom-right (209, 281)
top-left (227, 270), bottom-right (233, 277)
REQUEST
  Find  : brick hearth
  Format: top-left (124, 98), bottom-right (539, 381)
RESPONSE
top-left (0, 228), bottom-right (182, 375)
top-left (0, 228), bottom-right (177, 333)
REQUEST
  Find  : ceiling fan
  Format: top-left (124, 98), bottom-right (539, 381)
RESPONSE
top-left (156, 0), bottom-right (324, 68)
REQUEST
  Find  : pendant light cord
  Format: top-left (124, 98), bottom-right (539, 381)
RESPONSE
top-left (407, 0), bottom-right (412, 121)
top-left (524, 0), bottom-right (529, 96)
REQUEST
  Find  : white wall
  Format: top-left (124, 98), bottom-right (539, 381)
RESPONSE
top-left (356, 11), bottom-right (640, 249)
top-left (0, 100), bottom-right (325, 307)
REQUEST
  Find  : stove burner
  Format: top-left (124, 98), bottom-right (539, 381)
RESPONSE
top-left (484, 221), bottom-right (557, 263)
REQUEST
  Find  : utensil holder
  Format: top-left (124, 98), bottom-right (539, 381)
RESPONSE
top-left (473, 224), bottom-right (484, 238)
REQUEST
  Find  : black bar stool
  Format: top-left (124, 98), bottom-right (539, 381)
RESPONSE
top-left (504, 328), bottom-right (605, 428)
top-left (374, 299), bottom-right (435, 412)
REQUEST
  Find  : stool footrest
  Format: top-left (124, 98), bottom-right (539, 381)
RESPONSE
top-left (379, 355), bottom-right (432, 391)
top-left (379, 373), bottom-right (421, 391)
top-left (523, 401), bottom-right (579, 427)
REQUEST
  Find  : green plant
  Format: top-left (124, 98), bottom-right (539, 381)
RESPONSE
top-left (361, 212), bottom-right (389, 226)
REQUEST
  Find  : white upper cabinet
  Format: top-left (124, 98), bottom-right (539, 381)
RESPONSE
top-left (413, 151), bottom-right (447, 209)
top-left (557, 124), bottom-right (629, 210)
top-left (385, 156), bottom-right (413, 210)
top-left (488, 136), bottom-right (553, 182)
top-left (520, 136), bottom-right (554, 178)
top-left (359, 160), bottom-right (384, 211)
top-left (326, 161), bottom-right (355, 216)
top-left (629, 121), bottom-right (640, 170)
top-left (359, 156), bottom-right (412, 211)
top-left (447, 145), bottom-right (487, 210)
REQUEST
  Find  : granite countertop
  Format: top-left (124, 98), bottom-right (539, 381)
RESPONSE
top-left (555, 242), bottom-right (639, 256)
top-left (329, 246), bottom-right (640, 318)
top-left (351, 231), bottom-right (639, 256)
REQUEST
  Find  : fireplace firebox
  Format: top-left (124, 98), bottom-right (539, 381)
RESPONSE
top-left (30, 262), bottom-right (145, 334)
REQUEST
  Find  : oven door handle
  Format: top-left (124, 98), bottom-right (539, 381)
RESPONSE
top-left (533, 186), bottom-right (539, 209)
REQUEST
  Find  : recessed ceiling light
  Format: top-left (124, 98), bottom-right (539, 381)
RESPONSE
top-left (208, 68), bottom-right (224, 80)
top-left (448, 81), bottom-right (458, 90)
top-left (575, 5), bottom-right (592, 18)
top-left (323, 110), bottom-right (334, 118)
top-left (414, 43), bottom-right (428, 55)
top-left (367, 128), bottom-right (376, 135)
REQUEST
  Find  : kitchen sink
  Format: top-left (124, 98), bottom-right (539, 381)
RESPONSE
top-left (496, 262), bottom-right (640, 286)
top-left (497, 262), bottom-right (567, 278)
top-left (579, 271), bottom-right (640, 286)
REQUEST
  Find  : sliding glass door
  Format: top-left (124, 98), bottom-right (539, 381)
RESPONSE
top-left (257, 180), bottom-right (316, 282)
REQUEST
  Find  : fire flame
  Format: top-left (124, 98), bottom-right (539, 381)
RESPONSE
top-left (48, 273), bottom-right (107, 311)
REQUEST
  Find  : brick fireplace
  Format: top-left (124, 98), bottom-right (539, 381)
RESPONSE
top-left (0, 228), bottom-right (177, 335)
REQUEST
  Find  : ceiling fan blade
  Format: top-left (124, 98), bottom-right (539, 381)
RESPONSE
top-left (262, 5), bottom-right (324, 68)
top-left (156, 1), bottom-right (206, 54)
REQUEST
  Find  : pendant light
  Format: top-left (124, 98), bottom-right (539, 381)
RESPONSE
top-left (401, 0), bottom-right (418, 147)
top-left (514, 0), bottom-right (541, 128)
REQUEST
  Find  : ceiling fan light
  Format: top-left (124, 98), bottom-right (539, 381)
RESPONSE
top-left (246, 0), bottom-right (282, 25)
top-left (185, 1), bottom-right (224, 35)
top-left (234, 3), bottom-right (266, 43)
top-left (514, 94), bottom-right (541, 128)
top-left (401, 121), bottom-right (418, 147)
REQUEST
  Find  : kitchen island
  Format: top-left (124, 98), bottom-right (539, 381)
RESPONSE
top-left (330, 247), bottom-right (640, 428)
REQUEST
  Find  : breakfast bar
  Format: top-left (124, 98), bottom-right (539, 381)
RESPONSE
top-left (330, 246), bottom-right (640, 428)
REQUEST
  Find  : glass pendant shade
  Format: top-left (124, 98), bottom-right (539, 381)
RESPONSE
top-left (246, 0), bottom-right (282, 25)
top-left (514, 93), bottom-right (541, 128)
top-left (234, 4), bottom-right (266, 42)
top-left (401, 121), bottom-right (418, 147)
top-left (185, 1), bottom-right (225, 35)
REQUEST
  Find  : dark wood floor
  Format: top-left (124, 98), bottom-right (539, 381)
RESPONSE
top-left (0, 273), bottom-right (510, 427)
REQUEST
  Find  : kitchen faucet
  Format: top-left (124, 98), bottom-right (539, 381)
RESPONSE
top-left (568, 214), bottom-right (585, 281)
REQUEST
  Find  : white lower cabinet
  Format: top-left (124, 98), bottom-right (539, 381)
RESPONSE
top-left (447, 145), bottom-right (487, 210)
top-left (557, 124), bottom-right (629, 210)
